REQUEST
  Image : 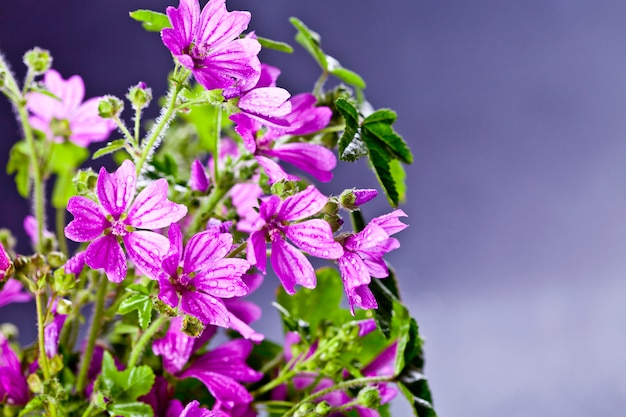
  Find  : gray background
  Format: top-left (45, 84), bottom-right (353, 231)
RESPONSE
top-left (2, 1), bottom-right (626, 416)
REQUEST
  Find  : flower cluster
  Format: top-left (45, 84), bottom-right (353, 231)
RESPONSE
top-left (0, 0), bottom-right (432, 416)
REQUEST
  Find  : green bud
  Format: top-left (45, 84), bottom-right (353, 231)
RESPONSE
top-left (23, 47), bottom-right (52, 75)
top-left (314, 401), bottom-right (332, 416)
top-left (357, 386), bottom-right (381, 409)
top-left (31, 253), bottom-right (45, 268)
top-left (13, 255), bottom-right (31, 273)
top-left (27, 373), bottom-right (43, 394)
top-left (294, 402), bottom-right (316, 417)
top-left (126, 81), bottom-right (152, 110)
top-left (44, 377), bottom-right (67, 400)
top-left (55, 298), bottom-right (72, 315)
top-left (181, 315), bottom-right (205, 338)
top-left (49, 117), bottom-right (72, 140)
top-left (323, 214), bottom-right (343, 233)
top-left (53, 268), bottom-right (76, 294)
top-left (271, 180), bottom-right (298, 198)
top-left (152, 297), bottom-right (178, 317)
top-left (0, 323), bottom-right (19, 340)
top-left (47, 251), bottom-right (66, 269)
top-left (72, 168), bottom-right (98, 196)
top-left (49, 354), bottom-right (64, 375)
top-left (322, 198), bottom-right (339, 216)
top-left (97, 95), bottom-right (124, 119)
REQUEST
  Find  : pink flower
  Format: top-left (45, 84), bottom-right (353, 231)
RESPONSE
top-left (26, 69), bottom-right (115, 146)
top-left (0, 244), bottom-right (12, 283)
top-left (247, 186), bottom-right (343, 294)
top-left (180, 401), bottom-right (228, 417)
top-left (155, 223), bottom-right (250, 327)
top-left (0, 334), bottom-right (29, 406)
top-left (161, 0), bottom-right (261, 91)
top-left (337, 210), bottom-right (408, 313)
top-left (64, 160), bottom-right (187, 283)
top-left (0, 279), bottom-right (31, 309)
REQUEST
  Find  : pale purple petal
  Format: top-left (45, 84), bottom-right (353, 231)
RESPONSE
top-left (180, 370), bottom-right (252, 409)
top-left (44, 314), bottom-right (67, 358)
top-left (0, 279), bottom-right (32, 308)
top-left (225, 299), bottom-right (262, 326)
top-left (70, 97), bottom-right (116, 146)
top-left (270, 238), bottom-right (315, 294)
top-left (347, 284), bottom-right (378, 314)
top-left (86, 235), bottom-right (127, 283)
top-left (157, 275), bottom-right (179, 309)
top-left (285, 219), bottom-right (343, 259)
top-left (370, 209), bottom-right (408, 236)
top-left (338, 251), bottom-right (371, 290)
top-left (152, 317), bottom-right (195, 374)
top-left (246, 230), bottom-right (267, 273)
top-left (277, 185), bottom-right (327, 222)
top-left (163, 224), bottom-right (184, 277)
top-left (193, 38), bottom-right (261, 91)
top-left (238, 87), bottom-right (291, 119)
top-left (183, 231), bottom-right (231, 274)
top-left (230, 113), bottom-right (258, 153)
top-left (163, 0), bottom-right (199, 54)
top-left (345, 223), bottom-right (390, 252)
top-left (123, 231), bottom-right (170, 280)
top-left (180, 400), bottom-right (228, 417)
top-left (190, 339), bottom-right (261, 383)
top-left (65, 196), bottom-right (107, 242)
top-left (196, 0), bottom-right (249, 47)
top-left (264, 142), bottom-right (336, 182)
top-left (281, 93), bottom-right (332, 136)
top-left (226, 312), bottom-right (264, 342)
top-left (256, 155), bottom-right (299, 184)
top-left (64, 251), bottom-right (86, 275)
top-left (192, 259), bottom-right (250, 297)
top-left (190, 159), bottom-right (210, 192)
top-left (126, 179), bottom-right (187, 229)
top-left (96, 160), bottom-right (136, 218)
top-left (180, 291), bottom-right (230, 327)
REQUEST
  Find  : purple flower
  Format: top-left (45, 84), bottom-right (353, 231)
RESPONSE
top-left (0, 334), bottom-right (29, 406)
top-left (337, 210), bottom-right (408, 313)
top-left (64, 251), bottom-right (86, 275)
top-left (155, 223), bottom-right (250, 327)
top-left (0, 279), bottom-right (31, 309)
top-left (247, 186), bottom-right (343, 294)
top-left (180, 400), bottom-right (228, 417)
top-left (153, 320), bottom-right (261, 410)
top-left (23, 215), bottom-right (55, 249)
top-left (26, 69), bottom-right (115, 146)
top-left (231, 92), bottom-right (335, 184)
top-left (222, 273), bottom-right (265, 342)
top-left (65, 160), bottom-right (188, 283)
top-left (161, 0), bottom-right (261, 91)
top-left (179, 338), bottom-right (262, 410)
top-left (0, 244), bottom-right (12, 283)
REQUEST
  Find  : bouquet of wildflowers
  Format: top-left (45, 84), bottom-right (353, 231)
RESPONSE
top-left (0, 1), bottom-right (436, 416)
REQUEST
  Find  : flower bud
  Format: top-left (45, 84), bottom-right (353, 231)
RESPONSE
top-left (98, 95), bottom-right (124, 119)
top-left (314, 401), bottom-right (332, 416)
top-left (47, 251), bottom-right (66, 269)
top-left (55, 298), bottom-right (72, 315)
top-left (126, 81), bottom-right (152, 110)
top-left (53, 268), bottom-right (76, 294)
top-left (339, 188), bottom-right (378, 211)
top-left (152, 297), bottom-right (178, 317)
top-left (49, 354), bottom-right (64, 375)
top-left (294, 402), bottom-right (316, 417)
top-left (23, 47), bottom-right (52, 75)
top-left (72, 168), bottom-right (98, 196)
top-left (27, 373), bottom-right (43, 394)
top-left (357, 386), bottom-right (381, 409)
top-left (181, 314), bottom-right (205, 338)
top-left (271, 180), bottom-right (298, 198)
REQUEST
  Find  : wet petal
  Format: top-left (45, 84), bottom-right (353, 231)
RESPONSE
top-left (246, 230), bottom-right (267, 273)
top-left (190, 159), bottom-right (210, 192)
top-left (183, 230), bottom-right (232, 274)
top-left (371, 209), bottom-right (408, 236)
top-left (163, 224), bottom-right (184, 277)
top-left (277, 185), bottom-right (327, 222)
top-left (193, 259), bottom-right (250, 297)
top-left (285, 219), bottom-right (343, 259)
top-left (255, 155), bottom-right (299, 184)
top-left (124, 231), bottom-right (170, 280)
top-left (180, 291), bottom-right (230, 327)
top-left (96, 160), bottom-right (136, 218)
top-left (127, 179), bottom-right (187, 229)
top-left (86, 235), bottom-right (127, 283)
top-left (338, 251), bottom-right (371, 290)
top-left (152, 317), bottom-right (195, 374)
top-left (265, 142), bottom-right (336, 182)
top-left (65, 196), bottom-right (107, 242)
top-left (270, 238), bottom-right (315, 294)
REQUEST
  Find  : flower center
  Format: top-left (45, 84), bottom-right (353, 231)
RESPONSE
top-left (110, 219), bottom-right (129, 237)
top-left (50, 117), bottom-right (71, 140)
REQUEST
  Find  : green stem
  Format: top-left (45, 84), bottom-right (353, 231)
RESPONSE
top-left (187, 184), bottom-right (230, 236)
top-left (284, 375), bottom-right (393, 417)
top-left (212, 106), bottom-right (222, 184)
top-left (79, 402), bottom-right (95, 417)
top-left (76, 275), bottom-right (108, 393)
top-left (55, 207), bottom-right (68, 256)
top-left (127, 315), bottom-right (168, 368)
top-left (135, 71), bottom-right (187, 175)
top-left (226, 241), bottom-right (247, 258)
top-left (133, 108), bottom-right (142, 145)
top-left (313, 71), bottom-right (329, 97)
top-left (113, 114), bottom-right (135, 146)
top-left (35, 292), bottom-right (51, 380)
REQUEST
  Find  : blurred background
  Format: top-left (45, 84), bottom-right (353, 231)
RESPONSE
top-left (2, 1), bottom-right (626, 416)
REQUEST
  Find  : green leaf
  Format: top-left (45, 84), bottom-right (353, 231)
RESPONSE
top-left (335, 98), bottom-right (366, 162)
top-left (365, 142), bottom-right (398, 207)
top-left (7, 141), bottom-right (31, 198)
top-left (49, 142), bottom-right (89, 173)
top-left (18, 397), bottom-right (45, 416)
top-left (129, 9), bottom-right (171, 32)
top-left (118, 293), bottom-right (153, 330)
top-left (327, 56), bottom-right (366, 89)
top-left (289, 17), bottom-right (328, 70)
top-left (108, 401), bottom-right (154, 417)
top-left (397, 380), bottom-right (437, 417)
top-left (368, 279), bottom-right (395, 339)
top-left (93, 139), bottom-right (127, 159)
top-left (390, 159), bottom-right (407, 204)
top-left (257, 36), bottom-right (294, 53)
top-left (99, 351), bottom-right (155, 402)
top-left (362, 109), bottom-right (413, 164)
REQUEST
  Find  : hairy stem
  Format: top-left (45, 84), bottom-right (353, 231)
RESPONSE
top-left (75, 275), bottom-right (108, 393)
top-left (127, 315), bottom-right (168, 368)
top-left (55, 207), bottom-right (68, 256)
